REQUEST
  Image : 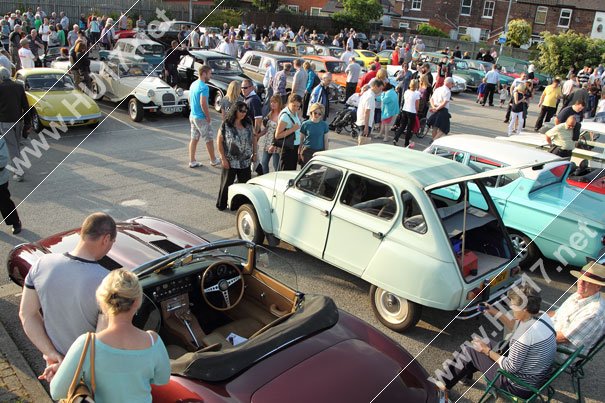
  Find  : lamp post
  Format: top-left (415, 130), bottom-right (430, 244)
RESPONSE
top-left (189, 0), bottom-right (193, 21)
top-left (499, 0), bottom-right (513, 55)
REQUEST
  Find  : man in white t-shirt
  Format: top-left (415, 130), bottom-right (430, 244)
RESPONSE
top-left (356, 78), bottom-right (384, 139)
top-left (428, 77), bottom-right (454, 141)
top-left (18, 38), bottom-right (36, 69)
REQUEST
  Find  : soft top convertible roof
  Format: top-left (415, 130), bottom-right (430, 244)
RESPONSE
top-left (171, 294), bottom-right (339, 382)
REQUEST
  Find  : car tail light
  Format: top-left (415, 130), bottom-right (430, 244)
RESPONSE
top-left (511, 266), bottom-right (521, 277)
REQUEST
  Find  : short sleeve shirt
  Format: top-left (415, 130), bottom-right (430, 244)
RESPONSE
top-left (278, 107), bottom-right (302, 146)
top-left (552, 292), bottom-right (605, 352)
top-left (431, 85), bottom-right (451, 110)
top-left (245, 92), bottom-right (263, 121)
top-left (402, 89), bottom-right (421, 113)
top-left (24, 253), bottom-right (107, 355)
top-left (355, 90), bottom-right (376, 128)
top-left (542, 85), bottom-right (562, 108)
top-left (189, 79), bottom-right (209, 120)
top-left (300, 120), bottom-right (329, 150)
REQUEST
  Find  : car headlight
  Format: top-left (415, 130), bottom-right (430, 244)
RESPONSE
top-left (147, 89), bottom-right (155, 98)
top-left (176, 88), bottom-right (183, 96)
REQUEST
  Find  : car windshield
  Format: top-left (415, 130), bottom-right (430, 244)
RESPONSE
top-left (207, 58), bottom-right (243, 74)
top-left (531, 164), bottom-right (567, 192)
top-left (25, 74), bottom-right (75, 91)
top-left (456, 61), bottom-right (469, 69)
top-left (329, 48), bottom-right (343, 58)
top-left (119, 63), bottom-right (154, 77)
top-left (360, 51), bottom-right (375, 57)
top-left (138, 44), bottom-right (164, 55)
top-left (326, 61), bottom-right (346, 73)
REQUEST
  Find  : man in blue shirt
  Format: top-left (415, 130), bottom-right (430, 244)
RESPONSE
top-left (189, 65), bottom-right (220, 168)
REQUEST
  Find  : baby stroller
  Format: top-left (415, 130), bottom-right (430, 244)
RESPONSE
top-left (329, 107), bottom-right (358, 138)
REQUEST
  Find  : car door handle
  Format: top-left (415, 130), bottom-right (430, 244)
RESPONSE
top-left (320, 210), bottom-right (329, 217)
top-left (373, 231), bottom-right (384, 239)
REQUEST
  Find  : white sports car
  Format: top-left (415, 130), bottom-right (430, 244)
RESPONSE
top-left (90, 61), bottom-right (188, 122)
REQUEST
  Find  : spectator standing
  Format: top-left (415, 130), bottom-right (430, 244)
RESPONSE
top-left (67, 24), bottom-right (79, 48)
top-left (434, 58), bottom-right (447, 89)
top-left (503, 72), bottom-right (527, 123)
top-left (299, 103), bottom-right (329, 165)
top-left (18, 38), bottom-right (35, 69)
top-left (446, 56), bottom-right (455, 78)
top-left (8, 25), bottom-right (22, 69)
top-left (1, 20), bottom-right (10, 51)
top-left (100, 18), bottom-right (115, 50)
top-left (241, 78), bottom-right (263, 136)
top-left (259, 95), bottom-right (282, 174)
top-left (476, 79), bottom-right (487, 104)
top-left (545, 117), bottom-right (576, 158)
top-left (261, 59), bottom-right (276, 114)
top-left (395, 63), bottom-right (412, 105)
top-left (577, 66), bottom-right (591, 86)
top-left (38, 17), bottom-right (50, 51)
top-left (340, 46), bottom-right (354, 64)
top-left (344, 57), bottom-right (361, 103)
top-left (291, 58), bottom-right (307, 98)
top-left (59, 12), bottom-right (68, 32)
top-left (508, 83), bottom-right (527, 136)
top-left (378, 81), bottom-right (398, 142)
top-left (391, 46), bottom-right (400, 66)
top-left (136, 15), bottom-right (146, 30)
top-left (428, 77), bottom-right (454, 141)
top-left (220, 81), bottom-right (243, 120)
top-left (55, 24), bottom-right (66, 47)
top-left (561, 74), bottom-right (578, 106)
top-left (49, 269), bottom-right (170, 398)
top-left (453, 46), bottom-right (462, 58)
top-left (308, 73), bottom-right (331, 121)
top-left (394, 79), bottom-right (420, 147)
top-left (47, 25), bottom-right (59, 50)
top-left (88, 17), bottom-right (100, 48)
top-left (33, 15), bottom-right (42, 31)
top-left (499, 84), bottom-right (510, 108)
top-left (272, 62), bottom-right (290, 105)
top-left (188, 65), bottom-right (220, 168)
top-left (359, 64), bottom-right (377, 89)
top-left (482, 64), bottom-right (500, 106)
top-left (534, 78), bottom-right (562, 131)
top-left (189, 27), bottom-right (200, 49)
top-left (163, 40), bottom-right (184, 86)
top-left (274, 94), bottom-right (302, 171)
top-left (19, 213), bottom-right (116, 378)
top-left (302, 62), bottom-right (318, 119)
top-left (563, 83), bottom-right (589, 109)
top-left (554, 101), bottom-right (584, 140)
top-left (355, 78), bottom-right (384, 142)
top-left (26, 30), bottom-right (43, 67)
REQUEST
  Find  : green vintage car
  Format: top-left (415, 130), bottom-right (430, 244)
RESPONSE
top-left (496, 55), bottom-right (551, 89)
top-left (227, 145), bottom-right (521, 332)
top-left (465, 59), bottom-right (515, 87)
top-left (419, 52), bottom-right (483, 90)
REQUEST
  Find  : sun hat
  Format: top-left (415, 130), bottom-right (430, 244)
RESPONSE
top-left (571, 262), bottom-right (605, 286)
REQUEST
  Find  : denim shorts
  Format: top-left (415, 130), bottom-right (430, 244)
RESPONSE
top-left (190, 117), bottom-right (213, 142)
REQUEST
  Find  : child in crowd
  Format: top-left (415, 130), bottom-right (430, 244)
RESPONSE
top-left (499, 83), bottom-right (509, 108)
top-left (476, 78), bottom-right (486, 103)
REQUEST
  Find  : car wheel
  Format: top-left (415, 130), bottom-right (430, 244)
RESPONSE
top-left (338, 90), bottom-right (346, 103)
top-left (31, 109), bottom-right (42, 133)
top-left (214, 90), bottom-right (224, 113)
top-left (236, 204), bottom-right (265, 244)
top-left (370, 285), bottom-right (422, 332)
top-left (128, 98), bottom-right (144, 122)
top-left (90, 81), bottom-right (102, 100)
top-left (509, 231), bottom-right (539, 268)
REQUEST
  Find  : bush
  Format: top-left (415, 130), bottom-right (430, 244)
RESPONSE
top-left (537, 30), bottom-right (605, 76)
top-left (459, 35), bottom-right (471, 42)
top-left (331, 11), bottom-right (368, 32)
top-left (276, 5), bottom-right (294, 14)
top-left (417, 23), bottom-right (448, 38)
top-left (201, 9), bottom-right (242, 28)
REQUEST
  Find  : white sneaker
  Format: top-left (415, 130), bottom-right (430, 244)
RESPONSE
top-left (188, 161), bottom-right (202, 168)
top-left (211, 158), bottom-right (221, 167)
top-left (13, 174), bottom-right (23, 182)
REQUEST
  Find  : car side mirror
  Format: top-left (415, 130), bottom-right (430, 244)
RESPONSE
top-left (287, 179), bottom-right (294, 188)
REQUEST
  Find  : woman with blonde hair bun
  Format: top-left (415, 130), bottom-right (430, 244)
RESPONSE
top-left (50, 269), bottom-right (170, 402)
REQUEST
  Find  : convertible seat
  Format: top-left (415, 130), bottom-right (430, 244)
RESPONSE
top-left (209, 317), bottom-right (264, 340)
top-left (171, 295), bottom-right (339, 382)
top-left (166, 344), bottom-right (188, 360)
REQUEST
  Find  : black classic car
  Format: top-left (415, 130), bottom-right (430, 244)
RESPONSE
top-left (176, 50), bottom-right (265, 112)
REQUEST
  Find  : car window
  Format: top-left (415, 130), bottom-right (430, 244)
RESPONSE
top-left (361, 51), bottom-right (374, 57)
top-left (316, 47), bottom-right (326, 56)
top-left (208, 58), bottom-right (243, 74)
top-left (116, 42), bottom-right (125, 51)
top-left (326, 61), bottom-right (345, 73)
top-left (296, 164), bottom-right (343, 200)
top-left (249, 55), bottom-right (261, 68)
top-left (340, 174), bottom-right (396, 220)
top-left (401, 191), bottom-right (427, 234)
top-left (313, 61), bottom-right (325, 72)
top-left (429, 146), bottom-right (465, 163)
top-left (330, 48), bottom-right (343, 58)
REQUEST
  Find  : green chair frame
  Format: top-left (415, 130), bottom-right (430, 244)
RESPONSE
top-left (478, 346), bottom-right (584, 403)
top-left (556, 334), bottom-right (605, 402)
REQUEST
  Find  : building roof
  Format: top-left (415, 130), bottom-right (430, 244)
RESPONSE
top-left (315, 144), bottom-right (477, 188)
top-left (321, 0), bottom-right (343, 14)
top-left (516, 0), bottom-right (605, 11)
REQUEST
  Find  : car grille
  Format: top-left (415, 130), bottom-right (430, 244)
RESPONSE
top-left (162, 93), bottom-right (176, 106)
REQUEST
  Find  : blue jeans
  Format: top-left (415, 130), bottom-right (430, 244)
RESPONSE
top-left (261, 151), bottom-right (280, 174)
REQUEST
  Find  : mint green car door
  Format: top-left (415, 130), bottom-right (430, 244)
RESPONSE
top-left (323, 174), bottom-right (397, 277)
top-left (279, 163), bottom-right (344, 259)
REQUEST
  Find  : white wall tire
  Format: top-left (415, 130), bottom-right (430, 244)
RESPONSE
top-left (370, 285), bottom-right (422, 332)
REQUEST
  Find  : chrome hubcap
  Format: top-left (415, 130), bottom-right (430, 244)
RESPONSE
top-left (238, 211), bottom-right (254, 241)
top-left (510, 234), bottom-right (528, 261)
top-left (375, 288), bottom-right (408, 324)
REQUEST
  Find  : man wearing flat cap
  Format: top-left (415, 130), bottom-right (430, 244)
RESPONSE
top-left (547, 262), bottom-right (605, 354)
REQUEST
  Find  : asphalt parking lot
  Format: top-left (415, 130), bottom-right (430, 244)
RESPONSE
top-left (0, 89), bottom-right (602, 402)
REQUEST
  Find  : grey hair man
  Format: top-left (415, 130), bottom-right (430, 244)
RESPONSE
top-left (428, 77), bottom-right (454, 141)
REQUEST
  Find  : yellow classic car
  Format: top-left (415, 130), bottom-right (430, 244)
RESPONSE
top-left (353, 49), bottom-right (389, 68)
top-left (14, 68), bottom-right (102, 132)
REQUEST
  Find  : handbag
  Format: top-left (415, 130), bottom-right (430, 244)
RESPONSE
top-left (60, 332), bottom-right (96, 403)
top-left (272, 111), bottom-right (296, 149)
top-left (412, 115), bottom-right (420, 133)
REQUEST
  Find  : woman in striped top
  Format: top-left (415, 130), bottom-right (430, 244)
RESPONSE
top-left (439, 285), bottom-right (556, 398)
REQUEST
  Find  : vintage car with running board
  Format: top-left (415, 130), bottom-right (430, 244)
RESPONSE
top-left (228, 145), bottom-right (522, 332)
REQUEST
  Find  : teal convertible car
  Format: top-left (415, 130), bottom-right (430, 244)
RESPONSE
top-left (427, 135), bottom-right (604, 268)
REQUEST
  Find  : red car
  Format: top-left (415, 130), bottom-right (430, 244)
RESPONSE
top-left (7, 217), bottom-right (443, 402)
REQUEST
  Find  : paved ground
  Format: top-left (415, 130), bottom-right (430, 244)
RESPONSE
top-left (0, 89), bottom-right (601, 402)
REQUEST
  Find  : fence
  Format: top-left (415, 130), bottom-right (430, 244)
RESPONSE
top-left (413, 35), bottom-right (532, 61)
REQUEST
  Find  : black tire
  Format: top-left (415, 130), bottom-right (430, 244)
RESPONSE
top-left (31, 109), bottom-right (43, 133)
top-left (370, 285), bottom-right (422, 332)
top-left (213, 90), bottom-right (224, 113)
top-left (509, 230), bottom-right (540, 268)
top-left (128, 98), bottom-right (144, 122)
top-left (236, 204), bottom-right (265, 244)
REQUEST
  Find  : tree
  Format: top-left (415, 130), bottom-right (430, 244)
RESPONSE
top-left (341, 0), bottom-right (383, 22)
top-left (506, 19), bottom-right (531, 48)
top-left (214, 0), bottom-right (240, 8)
top-left (251, 0), bottom-right (282, 12)
top-left (537, 30), bottom-right (605, 76)
top-left (417, 23), bottom-right (448, 38)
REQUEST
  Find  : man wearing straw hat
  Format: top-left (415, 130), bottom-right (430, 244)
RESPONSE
top-left (547, 262), bottom-right (605, 353)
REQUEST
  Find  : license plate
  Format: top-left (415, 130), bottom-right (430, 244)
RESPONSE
top-left (491, 270), bottom-right (508, 287)
top-left (163, 107), bottom-right (176, 114)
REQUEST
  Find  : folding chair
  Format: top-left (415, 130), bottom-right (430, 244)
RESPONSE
top-left (556, 334), bottom-right (605, 402)
top-left (478, 346), bottom-right (584, 403)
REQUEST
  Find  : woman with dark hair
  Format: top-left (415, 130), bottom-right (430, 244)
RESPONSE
top-left (438, 285), bottom-right (556, 399)
top-left (216, 101), bottom-right (256, 211)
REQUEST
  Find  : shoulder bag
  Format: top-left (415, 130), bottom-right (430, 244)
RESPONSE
top-left (60, 332), bottom-right (96, 403)
top-left (272, 111), bottom-right (296, 150)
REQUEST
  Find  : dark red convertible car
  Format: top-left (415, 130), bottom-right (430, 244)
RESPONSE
top-left (7, 216), bottom-right (444, 402)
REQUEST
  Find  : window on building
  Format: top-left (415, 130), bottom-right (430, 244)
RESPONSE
top-left (458, 26), bottom-right (468, 36)
top-left (287, 5), bottom-right (299, 13)
top-left (310, 7), bottom-right (321, 16)
top-left (480, 29), bottom-right (490, 41)
top-left (535, 6), bottom-right (547, 24)
top-left (558, 8), bottom-right (572, 28)
top-left (461, 0), bottom-right (472, 16)
top-left (399, 22), bottom-right (410, 29)
top-left (482, 1), bottom-right (495, 18)
top-left (411, 0), bottom-right (422, 10)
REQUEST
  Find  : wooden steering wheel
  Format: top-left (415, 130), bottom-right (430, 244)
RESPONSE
top-left (200, 261), bottom-right (245, 311)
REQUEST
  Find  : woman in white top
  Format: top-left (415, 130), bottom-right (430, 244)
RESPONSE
top-left (394, 79), bottom-right (420, 147)
top-left (38, 17), bottom-right (50, 51)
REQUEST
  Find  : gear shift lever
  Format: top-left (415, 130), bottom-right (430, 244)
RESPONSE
top-left (176, 310), bottom-right (200, 348)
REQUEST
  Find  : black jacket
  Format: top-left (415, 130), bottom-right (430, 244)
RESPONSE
top-left (0, 80), bottom-right (29, 123)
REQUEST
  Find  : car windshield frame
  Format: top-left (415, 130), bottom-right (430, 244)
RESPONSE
top-left (207, 58), bottom-right (244, 74)
top-left (25, 73), bottom-right (75, 91)
top-left (118, 63), bottom-right (155, 77)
